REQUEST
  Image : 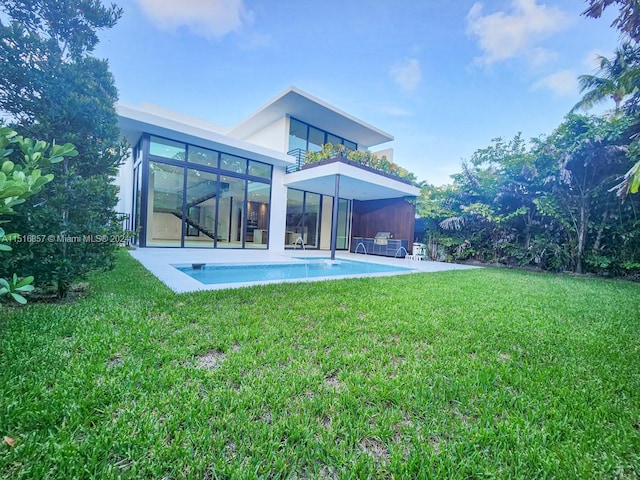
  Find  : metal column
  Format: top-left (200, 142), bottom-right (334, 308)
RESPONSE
top-left (330, 174), bottom-right (340, 260)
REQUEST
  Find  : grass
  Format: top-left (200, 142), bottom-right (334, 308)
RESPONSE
top-left (1, 250), bottom-right (639, 479)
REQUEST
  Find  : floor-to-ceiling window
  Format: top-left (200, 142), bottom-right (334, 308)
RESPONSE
top-left (183, 168), bottom-right (217, 248)
top-left (304, 192), bottom-right (321, 248)
top-left (337, 198), bottom-right (351, 250)
top-left (217, 175), bottom-right (246, 248)
top-left (285, 188), bottom-right (351, 250)
top-left (285, 189), bottom-right (304, 247)
top-left (247, 181), bottom-right (271, 248)
top-left (146, 161), bottom-right (184, 247)
top-left (139, 135), bottom-right (272, 249)
top-left (287, 118), bottom-right (357, 154)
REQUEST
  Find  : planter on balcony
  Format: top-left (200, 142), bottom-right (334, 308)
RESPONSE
top-left (302, 156), bottom-right (415, 186)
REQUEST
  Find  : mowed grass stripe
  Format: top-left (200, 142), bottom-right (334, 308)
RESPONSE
top-left (1, 250), bottom-right (638, 479)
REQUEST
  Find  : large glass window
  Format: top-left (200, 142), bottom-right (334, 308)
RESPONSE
top-left (285, 189), bottom-right (304, 246)
top-left (138, 134), bottom-right (273, 249)
top-left (285, 189), bottom-right (351, 250)
top-left (287, 118), bottom-right (357, 153)
top-left (304, 192), bottom-right (321, 248)
top-left (288, 118), bottom-right (307, 152)
top-left (188, 146), bottom-right (218, 168)
top-left (146, 162), bottom-right (184, 246)
top-left (184, 169), bottom-right (218, 248)
top-left (249, 160), bottom-right (271, 179)
top-left (150, 136), bottom-right (185, 161)
top-left (220, 153), bottom-right (247, 174)
top-left (327, 133), bottom-right (342, 146)
top-left (216, 175), bottom-right (246, 248)
top-left (337, 198), bottom-right (351, 250)
top-left (307, 127), bottom-right (324, 153)
top-left (246, 181), bottom-right (271, 249)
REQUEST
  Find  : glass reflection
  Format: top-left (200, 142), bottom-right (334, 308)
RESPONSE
top-left (146, 162), bottom-right (184, 246)
top-left (184, 169), bottom-right (218, 247)
top-left (216, 175), bottom-right (246, 248)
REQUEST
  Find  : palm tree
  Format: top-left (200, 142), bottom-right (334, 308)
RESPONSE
top-left (572, 42), bottom-right (640, 112)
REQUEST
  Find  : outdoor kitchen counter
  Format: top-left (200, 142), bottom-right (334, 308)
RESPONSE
top-left (351, 237), bottom-right (408, 257)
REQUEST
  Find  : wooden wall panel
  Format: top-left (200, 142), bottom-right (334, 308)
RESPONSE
top-left (352, 198), bottom-right (415, 244)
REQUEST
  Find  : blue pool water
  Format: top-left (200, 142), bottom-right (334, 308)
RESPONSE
top-left (173, 258), bottom-right (414, 285)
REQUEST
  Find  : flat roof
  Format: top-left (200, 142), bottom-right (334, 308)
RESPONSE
top-left (283, 160), bottom-right (420, 201)
top-left (228, 87), bottom-right (394, 148)
top-left (117, 103), bottom-right (294, 167)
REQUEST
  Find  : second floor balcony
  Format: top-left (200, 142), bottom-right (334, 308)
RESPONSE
top-left (286, 143), bottom-right (418, 186)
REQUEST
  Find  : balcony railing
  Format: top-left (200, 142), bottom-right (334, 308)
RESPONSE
top-left (286, 148), bottom-right (306, 173)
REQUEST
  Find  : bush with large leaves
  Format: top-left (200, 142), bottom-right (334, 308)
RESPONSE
top-left (0, 1), bottom-right (126, 298)
top-left (0, 128), bottom-right (77, 305)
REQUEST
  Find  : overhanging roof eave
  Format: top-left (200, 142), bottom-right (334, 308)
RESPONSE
top-left (228, 87), bottom-right (394, 148)
top-left (117, 103), bottom-right (294, 167)
top-left (283, 162), bottom-right (420, 201)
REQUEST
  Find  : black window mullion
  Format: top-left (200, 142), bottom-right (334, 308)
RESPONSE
top-left (180, 164), bottom-right (187, 248)
top-left (139, 134), bottom-right (150, 248)
top-left (241, 178), bottom-right (248, 249)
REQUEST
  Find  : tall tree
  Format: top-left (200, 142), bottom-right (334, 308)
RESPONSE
top-left (583, 0), bottom-right (640, 42)
top-left (582, 0), bottom-right (640, 197)
top-left (532, 114), bottom-right (633, 273)
top-left (419, 119), bottom-right (640, 275)
top-left (0, 1), bottom-right (127, 297)
top-left (572, 43), bottom-right (640, 112)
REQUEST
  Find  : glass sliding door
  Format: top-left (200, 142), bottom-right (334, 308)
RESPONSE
top-left (285, 189), bottom-right (351, 250)
top-left (184, 168), bottom-right (217, 247)
top-left (285, 189), bottom-right (304, 247)
top-left (146, 162), bottom-right (184, 247)
top-left (304, 192), bottom-right (321, 248)
top-left (217, 175), bottom-right (246, 248)
top-left (246, 181), bottom-right (270, 249)
top-left (337, 198), bottom-right (351, 250)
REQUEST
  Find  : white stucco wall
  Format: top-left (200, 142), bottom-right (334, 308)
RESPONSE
top-left (373, 148), bottom-right (394, 162)
top-left (240, 117), bottom-right (288, 153)
top-left (268, 166), bottom-right (288, 252)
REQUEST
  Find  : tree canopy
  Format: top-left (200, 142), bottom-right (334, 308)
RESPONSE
top-left (418, 115), bottom-right (640, 276)
top-left (0, 0), bottom-right (126, 297)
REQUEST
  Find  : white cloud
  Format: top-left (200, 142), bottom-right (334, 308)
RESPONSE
top-left (467, 0), bottom-right (570, 66)
top-left (135, 0), bottom-right (253, 39)
top-left (532, 70), bottom-right (578, 96)
top-left (528, 47), bottom-right (559, 69)
top-left (389, 58), bottom-right (422, 92)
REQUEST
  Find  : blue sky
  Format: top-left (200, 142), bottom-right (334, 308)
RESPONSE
top-left (95, 0), bottom-right (621, 186)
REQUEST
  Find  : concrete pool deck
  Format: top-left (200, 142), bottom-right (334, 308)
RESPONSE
top-left (129, 248), bottom-right (479, 293)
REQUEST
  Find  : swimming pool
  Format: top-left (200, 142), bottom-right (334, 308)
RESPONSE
top-left (173, 258), bottom-right (415, 285)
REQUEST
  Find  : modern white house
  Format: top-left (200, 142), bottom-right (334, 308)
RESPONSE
top-left (115, 87), bottom-right (420, 257)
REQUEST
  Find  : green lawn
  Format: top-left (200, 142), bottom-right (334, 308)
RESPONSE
top-left (1, 251), bottom-right (639, 479)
